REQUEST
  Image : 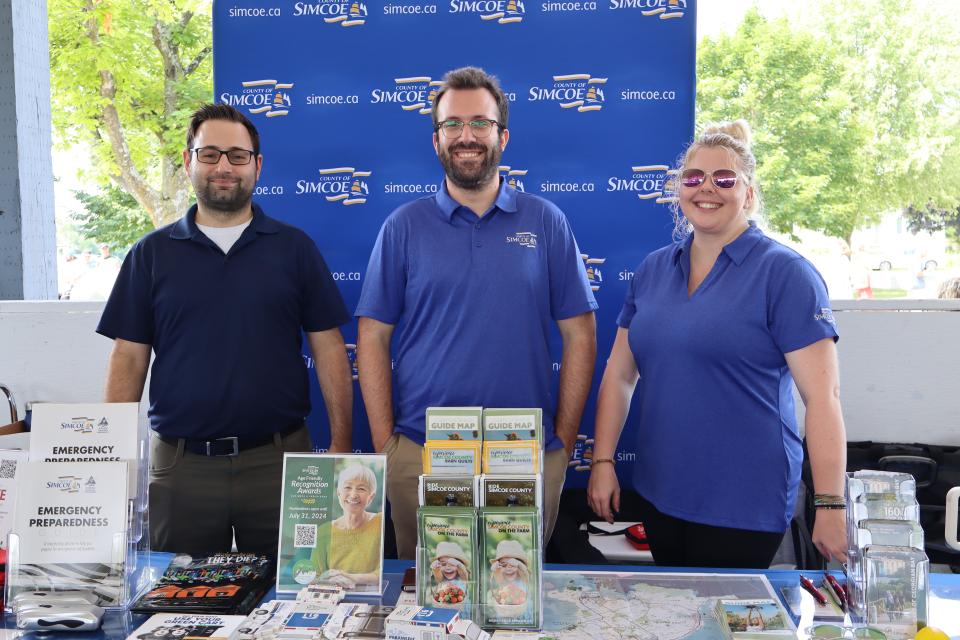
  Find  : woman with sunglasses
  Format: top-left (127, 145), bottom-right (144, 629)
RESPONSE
top-left (587, 120), bottom-right (848, 568)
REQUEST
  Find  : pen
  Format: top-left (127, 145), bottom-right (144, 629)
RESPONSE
top-left (799, 574), bottom-right (828, 606)
top-left (824, 574), bottom-right (847, 611)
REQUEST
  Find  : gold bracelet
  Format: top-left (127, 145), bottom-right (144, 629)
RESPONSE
top-left (591, 458), bottom-right (615, 467)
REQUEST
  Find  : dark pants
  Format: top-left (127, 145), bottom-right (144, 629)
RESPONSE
top-left (636, 492), bottom-right (785, 568)
top-left (148, 427), bottom-right (312, 555)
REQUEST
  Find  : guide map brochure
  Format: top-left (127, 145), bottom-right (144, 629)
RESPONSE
top-left (425, 407), bottom-right (483, 441)
top-left (132, 553), bottom-right (274, 615)
top-left (276, 454), bottom-right (385, 595)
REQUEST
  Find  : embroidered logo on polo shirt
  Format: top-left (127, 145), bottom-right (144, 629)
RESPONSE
top-left (814, 307), bottom-right (836, 325)
top-left (506, 232), bottom-right (537, 248)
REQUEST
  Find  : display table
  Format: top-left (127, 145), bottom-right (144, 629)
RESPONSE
top-left (4, 558), bottom-right (959, 639)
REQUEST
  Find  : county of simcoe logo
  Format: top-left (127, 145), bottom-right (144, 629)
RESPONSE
top-left (61, 417), bottom-right (94, 434)
top-left (47, 476), bottom-right (83, 493)
top-left (529, 74), bottom-right (607, 112)
top-left (451, 0), bottom-right (525, 24)
top-left (506, 232), bottom-right (537, 248)
top-left (294, 0), bottom-right (368, 26)
top-left (609, 0), bottom-right (686, 20)
top-left (371, 76), bottom-right (443, 115)
top-left (607, 164), bottom-right (677, 203)
top-left (499, 165), bottom-right (527, 192)
top-left (580, 254), bottom-right (605, 292)
top-left (304, 167), bottom-right (372, 205)
top-left (220, 79), bottom-right (294, 118)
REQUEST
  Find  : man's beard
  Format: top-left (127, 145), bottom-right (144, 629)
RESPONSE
top-left (194, 174), bottom-right (254, 215)
top-left (439, 139), bottom-right (502, 191)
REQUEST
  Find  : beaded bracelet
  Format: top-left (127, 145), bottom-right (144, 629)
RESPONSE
top-left (815, 504), bottom-right (846, 510)
top-left (814, 493), bottom-right (845, 502)
top-left (591, 458), bottom-right (615, 467)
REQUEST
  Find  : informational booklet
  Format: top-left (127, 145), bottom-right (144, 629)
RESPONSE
top-left (13, 461), bottom-right (128, 565)
top-left (419, 475), bottom-right (479, 507)
top-left (714, 598), bottom-right (795, 639)
top-left (416, 506), bottom-right (477, 619)
top-left (479, 507), bottom-right (541, 630)
top-left (481, 441), bottom-right (540, 475)
top-left (29, 402), bottom-right (141, 495)
top-left (127, 613), bottom-right (247, 640)
top-left (0, 448), bottom-right (29, 549)
top-left (132, 553), bottom-right (274, 615)
top-left (425, 407), bottom-right (483, 441)
top-left (480, 475), bottom-right (541, 508)
top-left (422, 441), bottom-right (482, 476)
top-left (482, 408), bottom-right (542, 446)
top-left (276, 454), bottom-right (386, 595)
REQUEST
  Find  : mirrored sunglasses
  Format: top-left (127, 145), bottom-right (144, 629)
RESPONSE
top-left (680, 168), bottom-right (739, 189)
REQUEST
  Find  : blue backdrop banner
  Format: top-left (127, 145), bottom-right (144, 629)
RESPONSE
top-left (212, 0), bottom-right (697, 490)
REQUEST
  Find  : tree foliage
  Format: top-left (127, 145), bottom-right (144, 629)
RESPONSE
top-left (49, 0), bottom-right (212, 236)
top-left (696, 1), bottom-right (960, 242)
top-left (73, 187), bottom-right (155, 250)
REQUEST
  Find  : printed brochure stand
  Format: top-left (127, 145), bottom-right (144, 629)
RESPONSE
top-left (4, 411), bottom-right (154, 611)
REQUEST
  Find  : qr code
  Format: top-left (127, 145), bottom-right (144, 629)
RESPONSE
top-left (294, 523), bottom-right (317, 548)
top-left (0, 459), bottom-right (17, 479)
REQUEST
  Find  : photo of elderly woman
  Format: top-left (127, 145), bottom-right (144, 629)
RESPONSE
top-left (277, 454), bottom-right (386, 594)
top-left (310, 461), bottom-right (384, 591)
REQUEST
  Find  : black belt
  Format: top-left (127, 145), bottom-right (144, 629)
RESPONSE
top-left (158, 422), bottom-right (304, 456)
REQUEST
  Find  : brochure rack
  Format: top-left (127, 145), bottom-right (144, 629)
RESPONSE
top-left (4, 413), bottom-right (154, 611)
top-left (845, 471), bottom-right (929, 639)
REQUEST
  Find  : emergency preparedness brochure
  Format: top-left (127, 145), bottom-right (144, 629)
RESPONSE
top-left (13, 460), bottom-right (129, 564)
top-left (276, 453), bottom-right (386, 595)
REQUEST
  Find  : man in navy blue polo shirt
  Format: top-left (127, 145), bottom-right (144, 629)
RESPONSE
top-left (356, 67), bottom-right (598, 559)
top-left (97, 104), bottom-right (353, 555)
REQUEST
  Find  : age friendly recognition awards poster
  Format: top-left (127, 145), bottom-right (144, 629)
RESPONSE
top-left (277, 454), bottom-right (386, 595)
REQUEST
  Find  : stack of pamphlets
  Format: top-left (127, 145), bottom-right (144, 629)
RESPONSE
top-left (478, 507), bottom-right (541, 630)
top-left (418, 475), bottom-right (479, 508)
top-left (423, 408), bottom-right (483, 476)
top-left (481, 409), bottom-right (542, 475)
top-left (845, 470), bottom-right (929, 638)
top-left (417, 407), bottom-right (546, 632)
top-left (417, 507), bottom-right (477, 618)
top-left (11, 461), bottom-right (129, 606)
top-left (479, 476), bottom-right (541, 508)
top-left (127, 613), bottom-right (246, 640)
top-left (131, 553), bottom-right (274, 615)
top-left (714, 599), bottom-right (794, 639)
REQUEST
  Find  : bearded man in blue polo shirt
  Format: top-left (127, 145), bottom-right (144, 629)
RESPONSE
top-left (356, 67), bottom-right (598, 559)
top-left (97, 104), bottom-right (353, 555)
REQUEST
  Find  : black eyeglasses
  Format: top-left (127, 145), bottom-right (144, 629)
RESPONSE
top-left (435, 119), bottom-right (503, 139)
top-left (191, 146), bottom-right (256, 165)
top-left (680, 168), bottom-right (740, 189)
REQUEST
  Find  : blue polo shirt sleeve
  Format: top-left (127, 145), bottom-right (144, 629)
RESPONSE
top-left (546, 208), bottom-right (598, 320)
top-left (768, 257), bottom-right (839, 353)
top-left (299, 235), bottom-right (350, 332)
top-left (616, 262), bottom-right (643, 328)
top-left (96, 239), bottom-right (155, 345)
top-left (355, 215), bottom-right (406, 324)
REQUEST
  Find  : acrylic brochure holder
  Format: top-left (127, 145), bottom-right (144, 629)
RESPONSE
top-left (4, 417), bottom-right (154, 611)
